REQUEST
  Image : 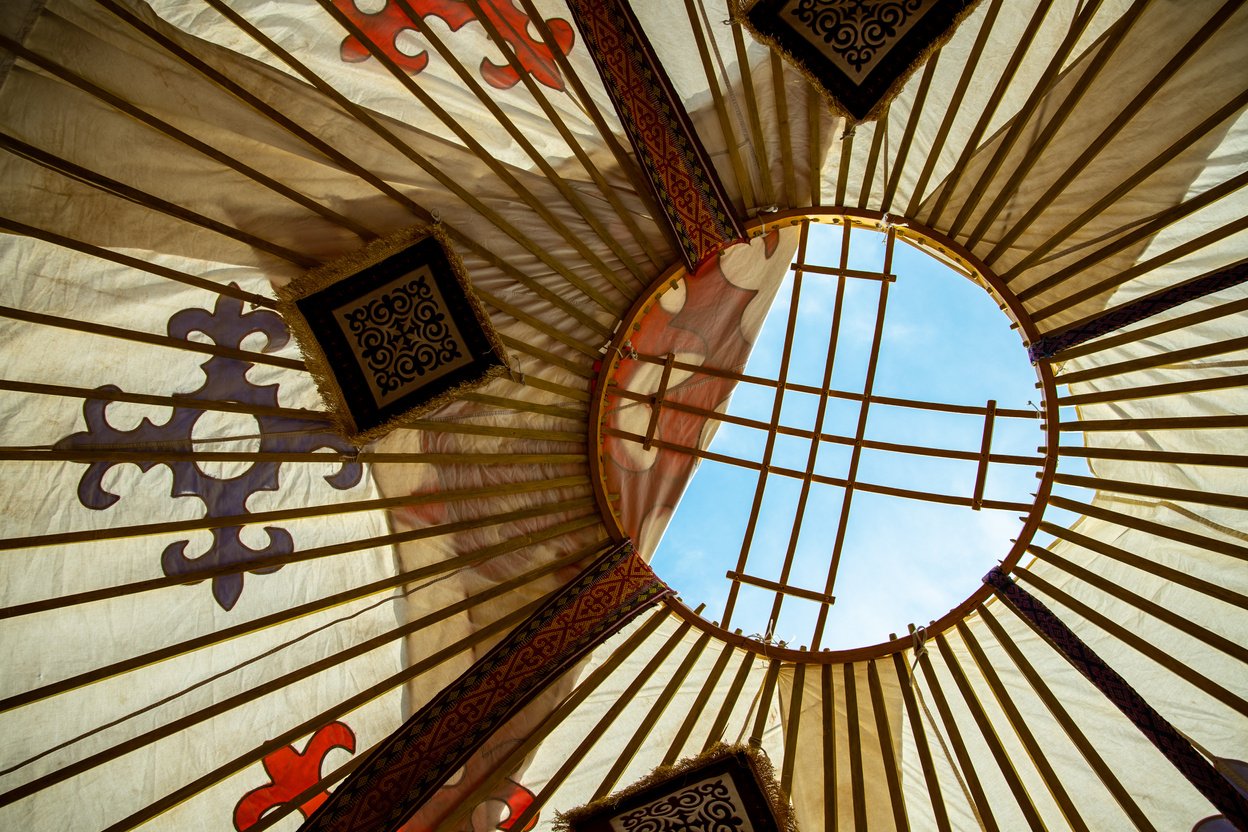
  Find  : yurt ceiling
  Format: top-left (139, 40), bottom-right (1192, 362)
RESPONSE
top-left (1, 0), bottom-right (1245, 830)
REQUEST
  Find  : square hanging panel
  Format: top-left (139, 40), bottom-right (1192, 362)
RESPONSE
top-left (742, 0), bottom-right (981, 122)
top-left (278, 227), bottom-right (508, 443)
top-left (556, 744), bottom-right (795, 832)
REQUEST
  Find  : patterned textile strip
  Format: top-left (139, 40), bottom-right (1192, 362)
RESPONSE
top-left (1028, 262), bottom-right (1248, 362)
top-left (564, 0), bottom-right (744, 271)
top-left (984, 566), bottom-right (1248, 829)
top-left (299, 541), bottom-right (669, 832)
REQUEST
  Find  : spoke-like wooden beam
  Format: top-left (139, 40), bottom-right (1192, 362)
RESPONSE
top-left (905, 0), bottom-right (1003, 219)
top-left (812, 229), bottom-right (896, 649)
top-left (721, 221), bottom-right (809, 631)
top-left (984, 0), bottom-right (1243, 263)
top-left (0, 132), bottom-right (316, 267)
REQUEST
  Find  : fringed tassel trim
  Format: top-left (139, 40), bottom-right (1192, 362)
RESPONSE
top-left (276, 224), bottom-right (510, 445)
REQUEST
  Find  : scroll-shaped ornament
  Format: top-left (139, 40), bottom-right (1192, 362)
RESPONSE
top-left (555, 744), bottom-right (796, 832)
top-left (278, 226), bottom-right (508, 443)
top-left (740, 0), bottom-right (982, 123)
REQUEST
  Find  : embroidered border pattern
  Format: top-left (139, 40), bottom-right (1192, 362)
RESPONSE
top-left (565, 0), bottom-right (744, 270)
top-left (303, 542), bottom-right (669, 832)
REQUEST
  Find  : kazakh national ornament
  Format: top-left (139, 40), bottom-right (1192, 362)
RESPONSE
top-left (278, 226), bottom-right (508, 444)
top-left (330, 0), bottom-right (574, 90)
top-left (301, 541), bottom-right (669, 832)
top-left (555, 744), bottom-right (796, 832)
top-left (740, 0), bottom-right (982, 122)
top-left (564, 0), bottom-right (744, 271)
top-left (54, 291), bottom-right (363, 611)
top-left (235, 721), bottom-right (358, 831)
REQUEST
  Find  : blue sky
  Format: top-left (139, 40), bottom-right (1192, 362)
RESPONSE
top-left (651, 223), bottom-right (1088, 650)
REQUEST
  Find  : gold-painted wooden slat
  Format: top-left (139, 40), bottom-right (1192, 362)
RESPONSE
top-left (498, 333), bottom-right (594, 378)
top-left (748, 658), bottom-right (783, 747)
top-left (0, 448), bottom-right (585, 466)
top-left (984, 0), bottom-right (1245, 263)
top-left (1029, 545), bottom-right (1248, 664)
top-left (1057, 372), bottom-right (1248, 407)
top-left (592, 628), bottom-right (714, 799)
top-left (868, 659), bottom-right (910, 831)
top-left (506, 373), bottom-right (592, 404)
top-left (812, 229), bottom-right (895, 648)
top-left (733, 21), bottom-right (776, 207)
top-left (1, 35), bottom-right (376, 240)
top-left (1008, 89), bottom-right (1248, 276)
top-left (905, 0), bottom-right (1005, 219)
top-left (768, 220), bottom-right (849, 627)
top-left (1057, 445), bottom-right (1248, 470)
top-left (105, 595), bottom-right (559, 832)
top-left (924, 0), bottom-right (1054, 228)
top-left (948, 0), bottom-right (1106, 239)
top-left (0, 378), bottom-right (316, 420)
top-left (423, 0), bottom-right (648, 286)
top-left (720, 221), bottom-right (810, 629)
top-left (477, 289), bottom-right (602, 358)
top-left (703, 649), bottom-right (759, 751)
top-left (771, 53), bottom-right (796, 204)
top-left (957, 620), bottom-right (1091, 832)
top-left (843, 663), bottom-right (868, 831)
top-left (1053, 334), bottom-right (1248, 389)
top-left (1053, 293), bottom-right (1248, 365)
top-left (915, 643), bottom-right (1002, 832)
top-left (1020, 170), bottom-right (1248, 304)
top-left (882, 52), bottom-right (939, 214)
top-left (682, 0), bottom-right (755, 213)
top-left (2, 529), bottom-right (605, 713)
top-left (1058, 414), bottom-right (1248, 433)
top-left (0, 132), bottom-right (317, 267)
top-left (0, 217), bottom-right (275, 307)
top-left (1052, 472), bottom-right (1248, 512)
top-left (515, 618), bottom-right (696, 826)
top-left (821, 663), bottom-right (840, 830)
top-left (857, 113), bottom-right (888, 210)
top-left (780, 662), bottom-right (806, 797)
top-left (0, 496), bottom-right (597, 618)
top-left (1038, 520), bottom-right (1248, 609)
top-left (628, 351), bottom-right (1037, 417)
top-left (314, 0), bottom-right (631, 305)
top-left (458, 392), bottom-right (586, 422)
top-left (808, 84), bottom-right (823, 206)
top-left (976, 604), bottom-right (1159, 832)
top-left (612, 384), bottom-right (1038, 465)
top-left (890, 650), bottom-right (952, 831)
top-left (603, 427), bottom-right (1034, 512)
top-left (1014, 569), bottom-right (1248, 716)
top-left (0, 570), bottom-right (564, 809)
top-left (97, 0), bottom-right (427, 222)
top-left (963, 0), bottom-right (1140, 249)
top-left (397, 418), bottom-right (583, 444)
top-left (203, 0), bottom-right (626, 314)
top-left (835, 126), bottom-right (854, 207)
top-left (0, 474), bottom-right (588, 555)
top-left (663, 638), bottom-right (737, 765)
top-left (1032, 216), bottom-right (1248, 324)
top-left (0, 304), bottom-right (305, 371)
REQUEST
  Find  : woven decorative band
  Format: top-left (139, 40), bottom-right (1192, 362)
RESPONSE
top-left (984, 566), bottom-right (1248, 828)
top-left (303, 541), bottom-right (670, 832)
top-left (564, 0), bottom-right (743, 270)
top-left (1028, 262), bottom-right (1248, 362)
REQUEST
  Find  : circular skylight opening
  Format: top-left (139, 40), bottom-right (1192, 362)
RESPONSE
top-left (592, 213), bottom-right (1055, 657)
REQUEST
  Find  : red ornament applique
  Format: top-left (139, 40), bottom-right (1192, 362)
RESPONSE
top-left (331, 0), bottom-right (574, 90)
top-left (233, 721), bottom-right (357, 830)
